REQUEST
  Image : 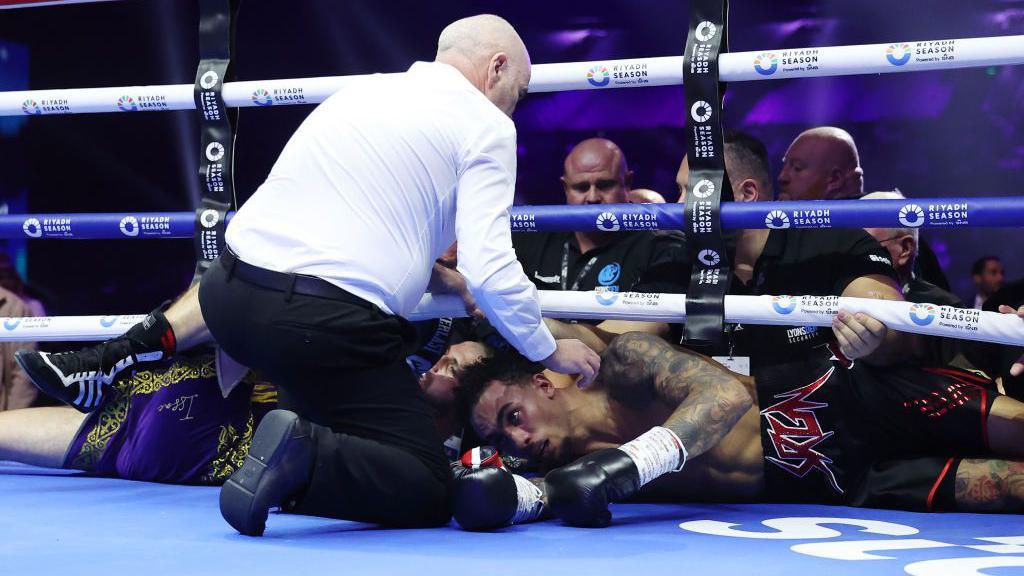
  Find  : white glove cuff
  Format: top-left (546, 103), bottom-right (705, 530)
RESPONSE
top-left (616, 426), bottom-right (688, 487)
top-left (511, 473), bottom-right (545, 525)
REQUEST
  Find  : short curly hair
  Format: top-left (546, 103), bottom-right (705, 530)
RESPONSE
top-left (455, 348), bottom-right (543, 429)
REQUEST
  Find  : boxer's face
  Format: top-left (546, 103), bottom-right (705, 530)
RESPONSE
top-left (419, 341), bottom-right (489, 409)
top-left (471, 374), bottom-right (570, 469)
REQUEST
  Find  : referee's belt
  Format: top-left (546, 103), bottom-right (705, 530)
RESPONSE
top-left (221, 247), bottom-right (373, 307)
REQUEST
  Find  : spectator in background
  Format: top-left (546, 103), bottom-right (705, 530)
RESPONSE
top-left (0, 253), bottom-right (39, 411)
top-left (972, 256), bottom-right (1005, 309)
top-left (0, 284), bottom-right (36, 411)
top-left (777, 126), bottom-right (864, 201)
top-left (679, 131), bottom-right (914, 370)
top-left (860, 191), bottom-right (995, 371)
top-left (513, 137), bottom-right (690, 347)
top-left (861, 191), bottom-right (959, 306)
top-left (0, 253), bottom-right (46, 317)
top-left (778, 126), bottom-right (950, 291)
top-left (627, 188), bottom-right (666, 204)
top-left (974, 277), bottom-right (1024, 399)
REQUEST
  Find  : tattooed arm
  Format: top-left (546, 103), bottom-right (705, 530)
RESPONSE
top-left (601, 331), bottom-right (753, 458)
top-left (543, 332), bottom-right (754, 526)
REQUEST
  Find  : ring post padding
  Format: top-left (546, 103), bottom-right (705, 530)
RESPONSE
top-left (681, 0), bottom-right (731, 347)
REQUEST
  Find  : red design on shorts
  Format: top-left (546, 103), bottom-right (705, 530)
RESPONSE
top-left (761, 367), bottom-right (843, 494)
top-left (902, 378), bottom-right (979, 418)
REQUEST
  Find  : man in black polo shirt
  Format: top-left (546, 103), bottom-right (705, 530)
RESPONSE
top-left (514, 138), bottom-right (689, 343)
top-left (678, 132), bottom-right (911, 370)
top-left (777, 125), bottom-right (950, 291)
top-left (858, 190), bottom-right (981, 371)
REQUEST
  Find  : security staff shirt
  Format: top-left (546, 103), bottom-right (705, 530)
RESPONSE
top-left (513, 231), bottom-right (691, 303)
top-left (731, 228), bottom-right (897, 368)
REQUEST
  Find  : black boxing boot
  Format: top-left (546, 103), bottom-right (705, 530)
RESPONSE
top-left (15, 308), bottom-right (177, 413)
top-left (219, 410), bottom-right (317, 537)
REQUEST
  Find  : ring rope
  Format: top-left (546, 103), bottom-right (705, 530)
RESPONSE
top-left (1, 35), bottom-right (1021, 116)
top-left (2, 292), bottom-right (1020, 346)
top-left (0, 196), bottom-right (1017, 240)
top-left (0, 0), bottom-right (116, 9)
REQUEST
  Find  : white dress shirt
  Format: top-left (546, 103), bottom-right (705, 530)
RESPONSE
top-left (226, 61), bottom-right (555, 361)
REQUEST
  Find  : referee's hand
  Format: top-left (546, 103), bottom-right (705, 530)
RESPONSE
top-left (542, 339), bottom-right (601, 388)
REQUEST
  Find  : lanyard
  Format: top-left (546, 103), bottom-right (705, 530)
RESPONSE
top-left (561, 239), bottom-right (598, 291)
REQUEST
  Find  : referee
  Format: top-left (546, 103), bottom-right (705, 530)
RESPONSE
top-left (199, 14), bottom-right (600, 535)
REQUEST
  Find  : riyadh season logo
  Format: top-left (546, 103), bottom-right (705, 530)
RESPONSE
top-left (199, 70), bottom-right (220, 90)
top-left (886, 43), bottom-right (912, 66)
top-left (3, 318), bottom-right (21, 330)
top-left (206, 142), bottom-right (225, 162)
top-left (693, 179), bottom-right (715, 199)
top-left (753, 52), bottom-right (779, 76)
top-left (765, 210), bottom-right (791, 229)
top-left (21, 99), bottom-right (40, 115)
top-left (117, 95), bottom-right (138, 112)
top-left (690, 100), bottom-right (713, 123)
top-left (898, 204), bottom-right (925, 228)
top-left (200, 209), bottom-right (220, 229)
top-left (698, 249), bottom-right (721, 267)
top-left (772, 295), bottom-right (798, 315)
top-left (908, 303), bottom-right (936, 326)
top-left (22, 218), bottom-right (42, 238)
top-left (595, 287), bottom-right (620, 306)
top-left (586, 66), bottom-right (610, 87)
top-left (100, 316), bottom-right (120, 328)
top-left (695, 21), bottom-right (717, 42)
top-left (596, 212), bottom-right (620, 232)
top-left (119, 216), bottom-right (139, 237)
top-left (252, 89), bottom-right (273, 106)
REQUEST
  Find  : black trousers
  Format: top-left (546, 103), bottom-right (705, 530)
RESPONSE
top-left (198, 254), bottom-right (450, 527)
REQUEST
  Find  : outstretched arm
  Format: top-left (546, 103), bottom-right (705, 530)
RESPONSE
top-left (545, 332), bottom-right (752, 527)
top-left (600, 331), bottom-right (753, 458)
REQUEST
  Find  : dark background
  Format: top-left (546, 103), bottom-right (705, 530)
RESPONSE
top-left (0, 0), bottom-right (1022, 317)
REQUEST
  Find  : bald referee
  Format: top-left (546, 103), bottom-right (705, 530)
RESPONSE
top-left (199, 15), bottom-right (600, 535)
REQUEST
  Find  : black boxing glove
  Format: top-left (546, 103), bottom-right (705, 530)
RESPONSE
top-left (545, 427), bottom-right (687, 527)
top-left (451, 447), bottom-right (545, 531)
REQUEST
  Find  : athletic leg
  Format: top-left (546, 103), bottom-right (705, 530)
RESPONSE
top-left (0, 406), bottom-right (86, 468)
top-left (163, 282), bottom-right (212, 351)
top-left (987, 396), bottom-right (1024, 459)
top-left (954, 458), bottom-right (1024, 512)
top-left (16, 284), bottom-right (212, 413)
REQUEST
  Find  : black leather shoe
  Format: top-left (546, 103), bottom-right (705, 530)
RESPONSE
top-left (219, 409), bottom-right (316, 536)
